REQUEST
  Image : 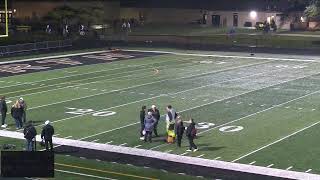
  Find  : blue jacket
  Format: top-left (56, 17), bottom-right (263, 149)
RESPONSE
top-left (144, 115), bottom-right (155, 131)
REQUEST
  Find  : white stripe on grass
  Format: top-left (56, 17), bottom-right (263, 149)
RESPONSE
top-left (286, 166), bottom-right (293, 170)
top-left (214, 157), bottom-right (221, 160)
top-left (232, 117), bottom-right (320, 162)
top-left (20, 59), bottom-right (274, 111)
top-left (125, 49), bottom-right (318, 63)
top-left (47, 60), bottom-right (299, 138)
top-left (249, 161), bottom-right (256, 165)
top-left (306, 169), bottom-right (312, 173)
top-left (267, 164), bottom-right (274, 168)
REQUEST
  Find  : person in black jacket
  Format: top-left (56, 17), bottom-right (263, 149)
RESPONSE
top-left (185, 118), bottom-right (198, 152)
top-left (41, 120), bottom-right (54, 151)
top-left (0, 96), bottom-right (8, 128)
top-left (11, 101), bottom-right (23, 129)
top-left (176, 119), bottom-right (185, 147)
top-left (139, 106), bottom-right (146, 140)
top-left (23, 121), bottom-right (37, 151)
top-left (150, 105), bottom-right (160, 137)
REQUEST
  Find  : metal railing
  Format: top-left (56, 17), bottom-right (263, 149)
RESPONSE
top-left (0, 39), bottom-right (72, 56)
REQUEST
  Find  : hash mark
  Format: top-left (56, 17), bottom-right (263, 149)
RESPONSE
top-left (249, 161), bottom-right (256, 165)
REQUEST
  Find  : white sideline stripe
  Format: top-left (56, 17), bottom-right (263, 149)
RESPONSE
top-left (126, 49), bottom-right (318, 62)
top-left (267, 164), bottom-right (274, 168)
top-left (249, 161), bottom-right (256, 165)
top-left (134, 145), bottom-right (142, 148)
top-left (91, 139), bottom-right (99, 142)
top-left (119, 143), bottom-right (127, 146)
top-left (306, 169), bottom-right (312, 173)
top-left (165, 150), bottom-right (173, 153)
top-left (197, 154), bottom-right (205, 158)
top-left (214, 157), bottom-right (221, 160)
top-left (106, 141), bottom-right (113, 144)
top-left (1, 130), bottom-right (319, 180)
top-left (25, 59), bottom-right (273, 111)
top-left (232, 118), bottom-right (320, 162)
top-left (55, 169), bottom-right (116, 180)
top-left (64, 136), bottom-right (72, 139)
top-left (286, 166), bottom-right (293, 170)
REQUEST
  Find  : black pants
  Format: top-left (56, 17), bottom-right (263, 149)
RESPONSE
top-left (144, 131), bottom-right (152, 142)
top-left (45, 139), bottom-right (53, 151)
top-left (153, 120), bottom-right (158, 136)
top-left (140, 123), bottom-right (145, 137)
top-left (188, 136), bottom-right (197, 150)
top-left (177, 135), bottom-right (182, 147)
top-left (1, 110), bottom-right (6, 125)
top-left (22, 111), bottom-right (27, 123)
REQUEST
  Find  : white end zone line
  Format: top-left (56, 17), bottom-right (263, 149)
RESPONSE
top-left (125, 49), bottom-right (319, 62)
top-left (232, 120), bottom-right (320, 162)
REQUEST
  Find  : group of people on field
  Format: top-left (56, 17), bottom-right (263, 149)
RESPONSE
top-left (0, 96), bottom-right (55, 151)
top-left (140, 105), bottom-right (198, 152)
top-left (0, 96), bottom-right (27, 129)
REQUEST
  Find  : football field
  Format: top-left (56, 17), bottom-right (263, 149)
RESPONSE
top-left (2, 48), bottom-right (320, 176)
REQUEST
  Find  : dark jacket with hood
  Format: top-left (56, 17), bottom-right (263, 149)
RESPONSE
top-left (41, 124), bottom-right (54, 140)
top-left (186, 122), bottom-right (196, 138)
top-left (24, 123), bottom-right (37, 140)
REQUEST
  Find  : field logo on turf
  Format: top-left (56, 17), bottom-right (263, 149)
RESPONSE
top-left (82, 53), bottom-right (134, 61)
top-left (36, 58), bottom-right (82, 65)
top-left (0, 64), bottom-right (50, 73)
top-left (197, 122), bottom-right (244, 133)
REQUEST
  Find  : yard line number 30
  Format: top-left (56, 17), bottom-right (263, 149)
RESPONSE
top-left (66, 107), bottom-right (116, 117)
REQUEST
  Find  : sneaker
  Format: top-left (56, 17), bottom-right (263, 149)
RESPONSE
top-left (139, 137), bottom-right (145, 140)
top-left (1, 124), bottom-right (7, 128)
top-left (193, 149), bottom-right (198, 152)
top-left (186, 149), bottom-right (192, 152)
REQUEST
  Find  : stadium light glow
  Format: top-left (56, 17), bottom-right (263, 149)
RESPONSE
top-left (250, 11), bottom-right (257, 20)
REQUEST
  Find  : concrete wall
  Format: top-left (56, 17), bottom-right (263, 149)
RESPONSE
top-left (120, 8), bottom-right (281, 28)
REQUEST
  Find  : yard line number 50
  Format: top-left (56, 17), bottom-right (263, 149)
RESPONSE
top-left (66, 107), bottom-right (116, 117)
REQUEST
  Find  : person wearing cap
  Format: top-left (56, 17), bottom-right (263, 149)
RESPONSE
top-left (0, 96), bottom-right (8, 128)
top-left (19, 97), bottom-right (27, 123)
top-left (144, 111), bottom-right (155, 143)
top-left (150, 105), bottom-right (160, 137)
top-left (41, 120), bottom-right (54, 151)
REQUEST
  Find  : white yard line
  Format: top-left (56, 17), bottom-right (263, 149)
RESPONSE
top-left (232, 119), bottom-right (320, 162)
top-left (126, 49), bottom-right (318, 62)
top-left (286, 166), bottom-right (293, 170)
top-left (55, 169), bottom-right (117, 180)
top-left (306, 169), bottom-right (312, 173)
top-left (267, 164), bottom-right (274, 168)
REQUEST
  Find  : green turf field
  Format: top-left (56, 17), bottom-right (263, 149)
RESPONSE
top-left (1, 48), bottom-right (320, 177)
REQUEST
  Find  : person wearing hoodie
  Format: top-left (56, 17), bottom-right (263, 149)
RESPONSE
top-left (19, 97), bottom-right (27, 123)
top-left (23, 121), bottom-right (37, 151)
top-left (11, 100), bottom-right (23, 129)
top-left (176, 119), bottom-right (185, 147)
top-left (150, 105), bottom-right (160, 137)
top-left (0, 96), bottom-right (8, 128)
top-left (185, 118), bottom-right (198, 152)
top-left (139, 106), bottom-right (146, 140)
top-left (41, 120), bottom-right (55, 151)
top-left (144, 111), bottom-right (155, 143)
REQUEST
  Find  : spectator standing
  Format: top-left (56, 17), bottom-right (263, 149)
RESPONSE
top-left (127, 21), bottom-right (131, 32)
top-left (19, 97), bottom-right (27, 123)
top-left (23, 121), bottom-right (37, 151)
top-left (176, 119), bottom-right (185, 147)
top-left (0, 96), bottom-right (8, 128)
top-left (144, 111), bottom-right (155, 143)
top-left (11, 101), bottom-right (23, 129)
top-left (139, 106), bottom-right (147, 140)
top-left (150, 105), bottom-right (160, 137)
top-left (165, 105), bottom-right (177, 131)
top-left (185, 118), bottom-right (198, 152)
top-left (41, 120), bottom-right (54, 151)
